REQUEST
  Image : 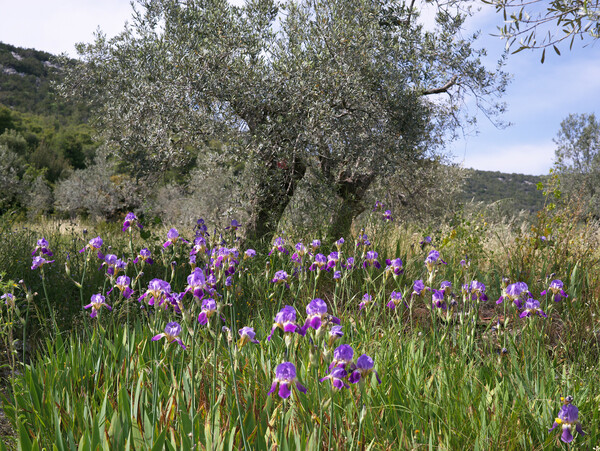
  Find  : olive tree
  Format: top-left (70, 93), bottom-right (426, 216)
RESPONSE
top-left (554, 113), bottom-right (600, 215)
top-left (61, 0), bottom-right (508, 242)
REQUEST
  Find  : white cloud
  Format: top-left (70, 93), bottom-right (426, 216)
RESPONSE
top-left (455, 141), bottom-right (555, 175)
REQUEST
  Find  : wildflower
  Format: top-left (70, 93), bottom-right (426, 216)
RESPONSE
top-left (363, 251), bottom-right (381, 269)
top-left (440, 281), bottom-right (452, 295)
top-left (83, 294), bottom-right (112, 318)
top-left (356, 232), bottom-right (371, 247)
top-left (328, 325), bottom-right (344, 347)
top-left (387, 291), bottom-right (403, 309)
top-left (114, 275), bottom-right (133, 298)
top-left (238, 326), bottom-right (259, 347)
top-left (31, 256), bottom-right (54, 270)
top-left (373, 201), bottom-right (384, 211)
top-left (384, 257), bottom-right (403, 277)
top-left (343, 257), bottom-right (355, 270)
top-left (425, 249), bottom-right (446, 272)
top-left (226, 219), bottom-right (240, 231)
top-left (383, 210), bottom-right (393, 221)
top-left (333, 270), bottom-right (342, 280)
top-left (300, 298), bottom-right (340, 334)
top-left (198, 298), bottom-right (218, 324)
top-left (359, 293), bottom-right (375, 311)
top-left (267, 305), bottom-right (299, 341)
top-left (122, 212), bottom-right (142, 232)
top-left (327, 252), bottom-right (340, 269)
top-left (319, 366), bottom-right (350, 390)
top-left (138, 279), bottom-right (171, 306)
top-left (411, 280), bottom-right (429, 299)
top-left (348, 354), bottom-right (381, 384)
top-left (1, 293), bottom-right (14, 306)
top-left (267, 362), bottom-right (307, 399)
top-left (195, 218), bottom-right (208, 237)
top-left (269, 237), bottom-right (288, 256)
top-left (185, 267), bottom-right (207, 298)
top-left (163, 228), bottom-right (188, 248)
top-left (549, 396), bottom-right (585, 443)
top-left (463, 280), bottom-right (488, 302)
top-left (432, 290), bottom-right (447, 310)
top-left (152, 321), bottom-right (186, 349)
top-left (519, 299), bottom-right (547, 318)
top-left (329, 344), bottom-right (354, 370)
top-left (190, 236), bottom-right (207, 257)
top-left (294, 242), bottom-right (308, 258)
top-left (420, 236), bottom-right (432, 247)
top-left (79, 236), bottom-right (103, 257)
top-left (309, 253), bottom-right (328, 271)
top-left (497, 282), bottom-right (531, 308)
top-left (540, 279), bottom-right (568, 302)
top-left (271, 270), bottom-right (289, 285)
top-left (244, 249), bottom-right (256, 259)
top-left (335, 237), bottom-right (345, 250)
top-left (102, 254), bottom-right (126, 276)
top-left (32, 238), bottom-right (53, 257)
top-left (310, 239), bottom-right (321, 252)
top-left (134, 248), bottom-right (153, 265)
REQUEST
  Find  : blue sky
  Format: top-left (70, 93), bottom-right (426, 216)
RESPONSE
top-left (1, 1), bottom-right (599, 175)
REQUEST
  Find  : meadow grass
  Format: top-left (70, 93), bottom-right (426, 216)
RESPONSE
top-left (0, 204), bottom-right (599, 449)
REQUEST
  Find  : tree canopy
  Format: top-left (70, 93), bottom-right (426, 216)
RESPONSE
top-left (61, 0), bottom-right (509, 241)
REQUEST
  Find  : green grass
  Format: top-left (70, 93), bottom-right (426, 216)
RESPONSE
top-left (0, 205), bottom-right (599, 449)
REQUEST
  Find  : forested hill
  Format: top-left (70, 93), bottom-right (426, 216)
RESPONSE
top-left (460, 169), bottom-right (546, 212)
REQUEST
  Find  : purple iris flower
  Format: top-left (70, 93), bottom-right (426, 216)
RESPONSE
top-left (190, 236), bottom-right (207, 256)
top-left (519, 299), bottom-right (547, 318)
top-left (363, 251), bottom-right (381, 269)
top-left (1, 293), bottom-right (14, 306)
top-left (267, 305), bottom-right (299, 340)
top-left (319, 366), bottom-right (350, 390)
top-left (425, 250), bottom-right (446, 272)
top-left (226, 219), bottom-right (240, 230)
top-left (310, 239), bottom-right (321, 251)
top-left (497, 282), bottom-right (531, 309)
top-left (186, 267), bottom-right (207, 298)
top-left (83, 294), bottom-right (112, 318)
top-left (122, 212), bottom-right (142, 232)
top-left (244, 249), bottom-right (256, 259)
top-left (32, 238), bottom-right (53, 257)
top-left (271, 270), bottom-right (289, 285)
top-left (540, 279), bottom-right (568, 302)
top-left (327, 252), bottom-right (339, 268)
top-left (373, 201), bottom-right (384, 211)
top-left (238, 326), bottom-right (259, 347)
top-left (328, 326), bottom-right (344, 347)
top-left (411, 280), bottom-right (429, 299)
top-left (163, 228), bottom-right (189, 248)
top-left (549, 396), bottom-right (585, 443)
top-left (463, 280), bottom-right (488, 302)
top-left (114, 275), bottom-right (133, 298)
top-left (343, 257), bottom-right (355, 270)
top-left (309, 253), bottom-right (328, 271)
top-left (300, 298), bottom-right (340, 334)
top-left (329, 344), bottom-right (354, 370)
top-left (387, 291), bottom-right (403, 309)
top-left (269, 237), bottom-right (288, 256)
top-left (152, 321), bottom-right (186, 349)
top-left (294, 242), bottom-right (308, 257)
top-left (359, 293), bottom-right (374, 311)
top-left (432, 290), bottom-right (447, 310)
top-left (385, 258), bottom-right (403, 277)
top-left (440, 281), bottom-right (452, 295)
top-left (134, 248), bottom-right (153, 265)
top-left (420, 236), bottom-right (432, 245)
top-left (138, 279), bottom-right (171, 306)
top-left (356, 233), bottom-right (371, 247)
top-left (198, 298), bottom-right (218, 324)
top-left (335, 237), bottom-right (345, 249)
top-left (333, 270), bottom-right (342, 280)
top-left (31, 256), bottom-right (54, 270)
top-left (79, 236), bottom-right (103, 258)
top-left (383, 210), bottom-right (393, 221)
top-left (267, 362), bottom-right (307, 399)
top-left (348, 354), bottom-right (381, 384)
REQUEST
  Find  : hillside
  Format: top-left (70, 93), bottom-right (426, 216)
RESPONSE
top-left (460, 169), bottom-right (547, 212)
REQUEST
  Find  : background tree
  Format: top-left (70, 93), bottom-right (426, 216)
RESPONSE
top-left (554, 113), bottom-right (600, 215)
top-left (61, 0), bottom-right (508, 242)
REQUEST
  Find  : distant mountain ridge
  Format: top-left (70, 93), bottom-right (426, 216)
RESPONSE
top-left (460, 169), bottom-right (546, 212)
